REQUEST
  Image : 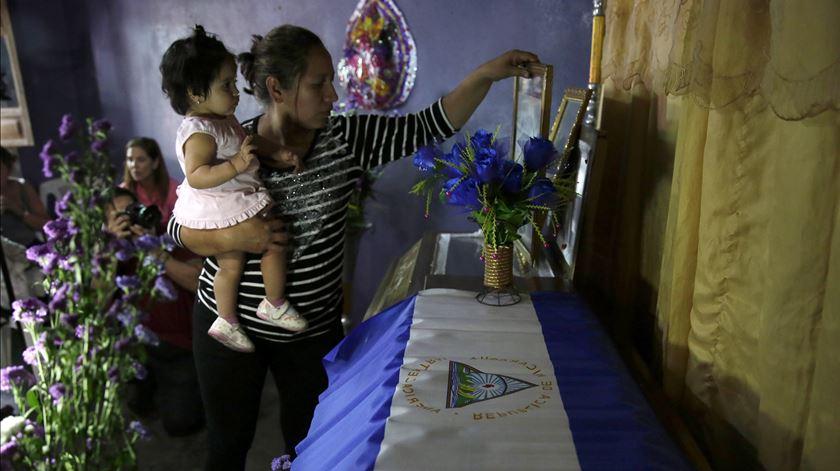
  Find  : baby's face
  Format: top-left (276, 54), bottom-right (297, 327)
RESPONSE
top-left (201, 57), bottom-right (240, 117)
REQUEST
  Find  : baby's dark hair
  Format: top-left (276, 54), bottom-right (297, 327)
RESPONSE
top-left (237, 25), bottom-right (325, 105)
top-left (160, 25), bottom-right (234, 115)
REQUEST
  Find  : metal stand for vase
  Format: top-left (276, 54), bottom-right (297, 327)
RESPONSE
top-left (475, 244), bottom-right (521, 306)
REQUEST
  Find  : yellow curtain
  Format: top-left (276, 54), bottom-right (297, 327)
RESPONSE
top-left (593, 0), bottom-right (840, 469)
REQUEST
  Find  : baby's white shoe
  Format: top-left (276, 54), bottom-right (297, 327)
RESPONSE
top-left (208, 317), bottom-right (255, 352)
top-left (256, 299), bottom-right (308, 332)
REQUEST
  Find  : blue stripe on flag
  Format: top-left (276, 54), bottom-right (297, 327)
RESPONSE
top-left (294, 296), bottom-right (417, 471)
top-left (530, 292), bottom-right (691, 471)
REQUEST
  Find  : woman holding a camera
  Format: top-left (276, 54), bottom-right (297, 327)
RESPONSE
top-left (121, 137), bottom-right (179, 232)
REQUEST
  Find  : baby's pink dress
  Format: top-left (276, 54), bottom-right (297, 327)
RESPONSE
top-left (172, 115), bottom-right (272, 229)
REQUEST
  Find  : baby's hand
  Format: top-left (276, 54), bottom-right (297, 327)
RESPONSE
top-left (277, 149), bottom-right (304, 174)
top-left (231, 135), bottom-right (258, 173)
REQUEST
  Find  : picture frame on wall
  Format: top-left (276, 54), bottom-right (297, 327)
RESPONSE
top-left (1, 0), bottom-right (34, 147)
top-left (510, 63), bottom-right (553, 163)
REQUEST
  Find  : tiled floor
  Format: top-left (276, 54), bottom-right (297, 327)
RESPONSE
top-left (135, 373), bottom-right (285, 471)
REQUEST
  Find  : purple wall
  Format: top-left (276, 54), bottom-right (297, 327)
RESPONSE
top-left (11, 0), bottom-right (592, 325)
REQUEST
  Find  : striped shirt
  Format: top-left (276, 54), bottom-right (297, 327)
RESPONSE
top-left (167, 99), bottom-right (456, 343)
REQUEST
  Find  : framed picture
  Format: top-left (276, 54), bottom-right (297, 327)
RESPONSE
top-left (511, 63), bottom-right (553, 163)
top-left (546, 87), bottom-right (592, 181)
top-left (1, 0), bottom-right (33, 147)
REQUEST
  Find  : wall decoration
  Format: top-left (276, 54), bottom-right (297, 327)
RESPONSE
top-left (337, 0), bottom-right (417, 111)
top-left (511, 63), bottom-right (553, 163)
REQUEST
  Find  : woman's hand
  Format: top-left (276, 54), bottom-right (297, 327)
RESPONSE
top-left (475, 50), bottom-right (541, 83)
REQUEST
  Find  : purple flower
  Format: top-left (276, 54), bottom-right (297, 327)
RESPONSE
top-left (22, 336), bottom-right (45, 366)
top-left (499, 161), bottom-right (523, 194)
top-left (0, 440), bottom-right (19, 461)
top-left (114, 337), bottom-right (131, 352)
top-left (116, 275), bottom-right (141, 292)
top-left (142, 255), bottom-right (165, 272)
top-left (26, 420), bottom-right (45, 439)
top-left (135, 234), bottom-right (160, 251)
top-left (134, 324), bottom-right (160, 346)
top-left (523, 137), bottom-right (558, 171)
top-left (58, 114), bottom-right (78, 140)
top-left (75, 325), bottom-right (94, 339)
top-left (43, 218), bottom-right (73, 240)
top-left (49, 284), bottom-right (71, 312)
top-left (153, 276), bottom-right (178, 302)
top-left (48, 383), bottom-right (67, 405)
top-left (107, 366), bottom-right (120, 383)
top-left (413, 145), bottom-right (441, 172)
top-left (159, 234), bottom-right (177, 251)
top-left (91, 118), bottom-right (112, 132)
top-left (128, 420), bottom-right (151, 441)
top-left (271, 455), bottom-right (292, 471)
top-left (91, 139), bottom-right (108, 154)
top-left (527, 177), bottom-right (556, 206)
top-left (25, 242), bottom-right (59, 273)
top-left (0, 366), bottom-right (36, 391)
top-left (55, 191), bottom-right (75, 216)
top-left (444, 177), bottom-right (481, 210)
top-left (132, 360), bottom-right (147, 380)
top-left (113, 239), bottom-right (136, 262)
top-left (39, 140), bottom-right (59, 178)
top-left (11, 299), bottom-right (48, 324)
top-left (59, 312), bottom-right (79, 328)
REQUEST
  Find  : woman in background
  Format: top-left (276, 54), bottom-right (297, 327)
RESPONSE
top-left (120, 137), bottom-right (178, 229)
top-left (0, 147), bottom-right (50, 246)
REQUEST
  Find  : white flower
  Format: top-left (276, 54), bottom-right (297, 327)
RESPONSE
top-left (1, 415), bottom-right (26, 443)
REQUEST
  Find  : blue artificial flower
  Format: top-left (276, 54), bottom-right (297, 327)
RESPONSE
top-left (153, 276), bottom-right (178, 302)
top-left (444, 177), bottom-right (481, 210)
top-left (441, 143), bottom-right (466, 178)
top-left (58, 114), bottom-right (78, 141)
top-left (11, 299), bottom-right (48, 324)
top-left (470, 128), bottom-right (494, 151)
top-left (413, 144), bottom-right (441, 172)
top-left (39, 140), bottom-right (58, 178)
top-left (0, 366), bottom-right (36, 391)
top-left (523, 137), bottom-right (558, 171)
top-left (527, 177), bottom-right (556, 205)
top-left (48, 383), bottom-right (67, 405)
top-left (472, 146), bottom-right (501, 184)
top-left (499, 161), bottom-right (524, 194)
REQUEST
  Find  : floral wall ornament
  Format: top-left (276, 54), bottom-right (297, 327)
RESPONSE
top-left (337, 0), bottom-right (417, 110)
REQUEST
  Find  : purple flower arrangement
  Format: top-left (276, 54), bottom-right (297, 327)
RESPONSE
top-left (411, 129), bottom-right (574, 252)
top-left (0, 114), bottom-right (172, 469)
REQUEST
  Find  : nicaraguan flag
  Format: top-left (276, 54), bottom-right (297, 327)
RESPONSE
top-left (294, 289), bottom-right (690, 470)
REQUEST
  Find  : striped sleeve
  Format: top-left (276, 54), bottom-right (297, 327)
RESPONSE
top-left (341, 98), bottom-right (457, 170)
top-left (166, 217), bottom-right (184, 248)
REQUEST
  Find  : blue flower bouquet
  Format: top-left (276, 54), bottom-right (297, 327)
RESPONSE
top-left (410, 129), bottom-right (573, 292)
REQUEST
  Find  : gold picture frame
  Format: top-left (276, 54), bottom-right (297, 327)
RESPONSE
top-left (0, 0), bottom-right (33, 147)
top-left (546, 87), bottom-right (592, 181)
top-left (511, 63), bottom-right (553, 162)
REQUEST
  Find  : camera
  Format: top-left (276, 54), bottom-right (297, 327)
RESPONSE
top-left (122, 202), bottom-right (162, 230)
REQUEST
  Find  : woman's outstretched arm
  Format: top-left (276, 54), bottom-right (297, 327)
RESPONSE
top-left (442, 50), bottom-right (540, 129)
